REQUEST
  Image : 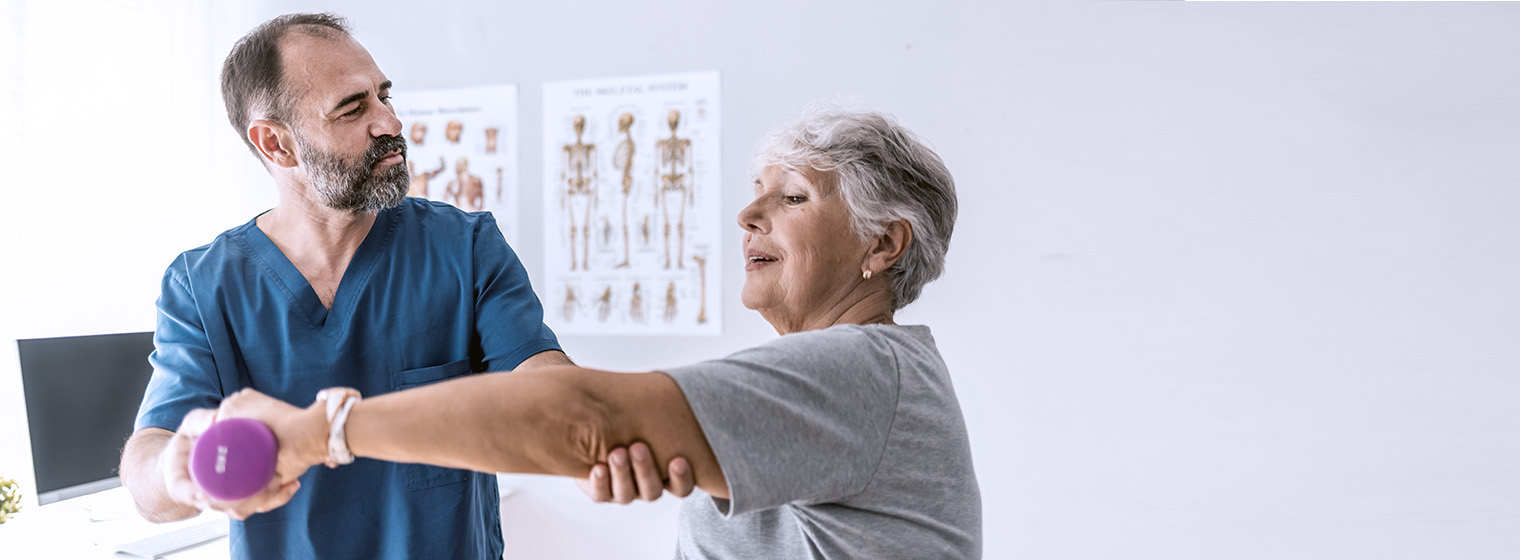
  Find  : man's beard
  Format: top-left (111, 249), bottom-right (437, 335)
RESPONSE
top-left (297, 132), bottom-right (409, 213)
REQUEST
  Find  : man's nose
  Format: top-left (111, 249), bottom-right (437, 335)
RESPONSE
top-left (373, 102), bottom-right (403, 138)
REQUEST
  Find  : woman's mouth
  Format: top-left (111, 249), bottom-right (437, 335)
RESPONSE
top-left (745, 251), bottom-right (777, 271)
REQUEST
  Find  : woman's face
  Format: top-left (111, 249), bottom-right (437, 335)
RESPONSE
top-left (738, 165), bottom-right (868, 329)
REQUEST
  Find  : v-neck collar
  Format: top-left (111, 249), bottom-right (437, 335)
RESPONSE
top-left (240, 208), bottom-right (398, 338)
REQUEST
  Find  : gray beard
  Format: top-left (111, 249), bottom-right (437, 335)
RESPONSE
top-left (298, 133), bottom-right (409, 213)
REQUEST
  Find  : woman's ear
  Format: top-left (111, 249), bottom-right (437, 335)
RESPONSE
top-left (864, 219), bottom-right (912, 277)
top-left (249, 119), bottom-right (299, 168)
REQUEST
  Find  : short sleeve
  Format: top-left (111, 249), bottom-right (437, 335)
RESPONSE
top-left (134, 261), bottom-right (224, 433)
top-left (663, 327), bottom-right (901, 516)
top-left (471, 213), bottom-right (560, 371)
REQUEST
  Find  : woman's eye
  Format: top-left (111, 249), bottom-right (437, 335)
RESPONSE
top-left (784, 195), bottom-right (806, 205)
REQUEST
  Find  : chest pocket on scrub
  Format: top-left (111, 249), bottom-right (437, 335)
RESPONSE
top-left (392, 358), bottom-right (476, 490)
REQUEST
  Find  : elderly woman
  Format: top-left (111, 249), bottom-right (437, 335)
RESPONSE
top-left (188, 107), bottom-right (980, 558)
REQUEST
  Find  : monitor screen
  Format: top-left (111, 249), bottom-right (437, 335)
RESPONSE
top-left (17, 332), bottom-right (155, 505)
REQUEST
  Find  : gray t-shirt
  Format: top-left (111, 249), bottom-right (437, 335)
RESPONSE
top-left (664, 324), bottom-right (981, 559)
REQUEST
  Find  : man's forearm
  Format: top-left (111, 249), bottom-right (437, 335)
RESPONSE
top-left (120, 428), bottom-right (200, 523)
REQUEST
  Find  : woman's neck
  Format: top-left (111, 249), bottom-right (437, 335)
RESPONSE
top-left (764, 287), bottom-right (896, 336)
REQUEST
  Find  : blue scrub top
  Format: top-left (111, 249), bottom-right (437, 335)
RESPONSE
top-left (136, 198), bottom-right (559, 560)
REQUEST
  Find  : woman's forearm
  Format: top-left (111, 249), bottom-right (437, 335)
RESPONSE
top-left (343, 366), bottom-right (607, 476)
top-left (339, 365), bottom-right (727, 496)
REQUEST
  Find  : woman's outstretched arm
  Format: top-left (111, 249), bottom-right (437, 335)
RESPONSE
top-left (215, 365), bottom-right (729, 498)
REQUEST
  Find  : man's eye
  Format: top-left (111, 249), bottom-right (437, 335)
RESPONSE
top-left (784, 196), bottom-right (806, 205)
top-left (379, 95), bottom-right (393, 104)
top-left (343, 106), bottom-right (362, 117)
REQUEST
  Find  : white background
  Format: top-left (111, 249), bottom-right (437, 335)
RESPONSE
top-left (2, 1), bottom-right (1517, 559)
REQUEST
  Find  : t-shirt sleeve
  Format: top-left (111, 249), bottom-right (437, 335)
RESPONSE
top-left (472, 213), bottom-right (561, 371)
top-left (134, 262), bottom-right (224, 433)
top-left (663, 327), bottom-right (901, 516)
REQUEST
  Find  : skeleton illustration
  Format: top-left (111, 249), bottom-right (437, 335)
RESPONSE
top-left (629, 282), bottom-right (644, 324)
top-left (562, 285), bottom-right (578, 322)
top-left (595, 286), bottom-right (613, 322)
top-left (612, 112), bottom-right (636, 268)
top-left (654, 110), bottom-right (694, 269)
top-left (692, 254), bottom-right (708, 325)
top-left (663, 281), bottom-right (678, 323)
top-left (560, 115), bottom-right (598, 271)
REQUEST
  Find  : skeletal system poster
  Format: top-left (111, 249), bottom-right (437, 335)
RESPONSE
top-left (394, 84), bottom-right (521, 243)
top-left (542, 71), bottom-right (721, 335)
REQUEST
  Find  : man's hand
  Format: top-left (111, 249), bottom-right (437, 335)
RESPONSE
top-left (520, 352), bottom-right (694, 503)
top-left (575, 442), bottom-right (695, 504)
top-left (158, 408), bottom-right (304, 521)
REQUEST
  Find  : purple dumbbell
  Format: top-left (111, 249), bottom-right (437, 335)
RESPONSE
top-left (189, 418), bottom-right (278, 502)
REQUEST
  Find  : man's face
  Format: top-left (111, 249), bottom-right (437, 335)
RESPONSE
top-left (279, 33), bottom-right (407, 213)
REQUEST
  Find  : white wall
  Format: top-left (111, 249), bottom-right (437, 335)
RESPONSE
top-left (0, 0), bottom-right (274, 514)
top-left (2, 1), bottom-right (1517, 558)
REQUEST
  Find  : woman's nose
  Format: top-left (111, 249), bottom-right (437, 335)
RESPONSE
top-left (737, 199), bottom-right (767, 233)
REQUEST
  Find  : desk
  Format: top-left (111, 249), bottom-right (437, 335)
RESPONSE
top-left (0, 487), bottom-right (227, 559)
top-left (0, 476), bottom-right (681, 559)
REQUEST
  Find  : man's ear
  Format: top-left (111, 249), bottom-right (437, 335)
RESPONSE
top-left (249, 119), bottom-right (298, 168)
top-left (864, 219), bottom-right (912, 277)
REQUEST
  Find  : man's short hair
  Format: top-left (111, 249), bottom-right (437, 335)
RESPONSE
top-left (221, 13), bottom-right (351, 160)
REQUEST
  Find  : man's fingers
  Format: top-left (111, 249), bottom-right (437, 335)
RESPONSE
top-left (607, 448), bottom-right (636, 504)
top-left (590, 464), bottom-right (612, 502)
top-left (165, 475), bottom-right (205, 510)
top-left (666, 457), bottom-right (695, 498)
top-left (160, 417), bottom-right (208, 510)
top-left (214, 478), bottom-right (302, 520)
top-left (255, 479), bottom-right (301, 514)
top-left (628, 443), bottom-right (664, 502)
top-left (573, 464), bottom-right (615, 503)
top-left (178, 408), bottom-right (217, 436)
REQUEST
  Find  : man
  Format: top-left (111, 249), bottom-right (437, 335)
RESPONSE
top-left (119, 13), bottom-right (680, 560)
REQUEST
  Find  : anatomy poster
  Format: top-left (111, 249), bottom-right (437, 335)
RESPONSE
top-left (542, 71), bottom-right (721, 335)
top-left (394, 84), bottom-right (521, 242)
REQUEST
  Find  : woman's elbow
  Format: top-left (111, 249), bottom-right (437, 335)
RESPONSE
top-left (516, 386), bottom-right (620, 477)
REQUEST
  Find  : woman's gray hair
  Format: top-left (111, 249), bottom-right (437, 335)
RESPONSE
top-left (752, 107), bottom-right (958, 310)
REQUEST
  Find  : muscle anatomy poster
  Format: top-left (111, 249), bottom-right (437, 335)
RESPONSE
top-left (394, 84), bottom-right (521, 242)
top-left (542, 71), bottom-right (721, 335)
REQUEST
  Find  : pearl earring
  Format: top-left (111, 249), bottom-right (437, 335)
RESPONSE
top-left (862, 269), bottom-right (873, 280)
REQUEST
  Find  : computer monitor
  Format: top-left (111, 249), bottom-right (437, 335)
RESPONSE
top-left (17, 332), bottom-right (156, 505)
